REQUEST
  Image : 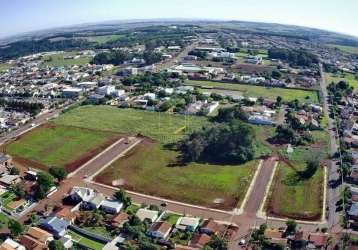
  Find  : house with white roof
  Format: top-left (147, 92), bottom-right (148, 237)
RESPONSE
top-left (136, 209), bottom-right (159, 223)
top-left (175, 217), bottom-right (200, 231)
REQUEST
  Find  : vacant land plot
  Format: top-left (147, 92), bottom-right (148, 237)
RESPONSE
top-left (4, 124), bottom-right (120, 172)
top-left (95, 141), bottom-right (258, 210)
top-left (0, 63), bottom-right (10, 72)
top-left (42, 52), bottom-right (91, 67)
top-left (266, 162), bottom-right (324, 220)
top-left (55, 106), bottom-right (208, 144)
top-left (326, 72), bottom-right (358, 89)
top-left (185, 80), bottom-right (319, 103)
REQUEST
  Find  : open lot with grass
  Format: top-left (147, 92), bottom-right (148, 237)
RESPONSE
top-left (55, 106), bottom-right (209, 144)
top-left (42, 52), bottom-right (92, 67)
top-left (4, 124), bottom-right (120, 172)
top-left (266, 162), bottom-right (324, 220)
top-left (185, 80), bottom-right (319, 103)
top-left (95, 141), bottom-right (258, 209)
top-left (326, 72), bottom-right (358, 89)
top-left (0, 63), bottom-right (10, 72)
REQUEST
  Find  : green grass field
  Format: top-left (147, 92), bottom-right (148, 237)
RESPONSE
top-left (326, 72), bottom-right (358, 89)
top-left (68, 230), bottom-right (105, 250)
top-left (95, 142), bottom-right (258, 209)
top-left (55, 106), bottom-right (209, 144)
top-left (5, 124), bottom-right (118, 171)
top-left (266, 162), bottom-right (323, 220)
top-left (42, 52), bottom-right (91, 67)
top-left (86, 35), bottom-right (124, 44)
top-left (328, 44), bottom-right (358, 54)
top-left (0, 63), bottom-right (10, 72)
top-left (185, 80), bottom-right (319, 103)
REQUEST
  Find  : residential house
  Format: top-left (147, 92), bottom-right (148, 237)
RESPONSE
top-left (62, 88), bottom-right (82, 99)
top-left (82, 192), bottom-right (105, 210)
top-left (60, 236), bottom-right (73, 249)
top-left (100, 199), bottom-right (123, 214)
top-left (264, 229), bottom-right (287, 246)
top-left (248, 115), bottom-right (274, 126)
top-left (0, 175), bottom-right (21, 186)
top-left (40, 216), bottom-right (70, 238)
top-left (0, 239), bottom-right (25, 250)
top-left (111, 212), bottom-right (129, 227)
top-left (55, 207), bottom-right (77, 223)
top-left (189, 233), bottom-right (211, 248)
top-left (0, 153), bottom-right (12, 169)
top-left (68, 186), bottom-right (95, 204)
top-left (136, 209), bottom-right (159, 223)
top-left (200, 219), bottom-right (219, 235)
top-left (147, 221), bottom-right (172, 239)
top-left (175, 217), bottom-right (200, 232)
top-left (307, 233), bottom-right (329, 249)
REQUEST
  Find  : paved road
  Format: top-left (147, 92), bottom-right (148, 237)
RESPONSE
top-left (243, 157), bottom-right (277, 216)
top-left (319, 63), bottom-right (342, 231)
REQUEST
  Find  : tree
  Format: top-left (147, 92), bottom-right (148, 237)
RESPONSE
top-left (284, 220), bottom-right (297, 236)
top-left (9, 167), bottom-right (20, 175)
top-left (206, 235), bottom-right (228, 250)
top-left (49, 166), bottom-right (67, 181)
top-left (48, 240), bottom-right (65, 250)
top-left (276, 96), bottom-right (283, 107)
top-left (300, 159), bottom-right (319, 179)
top-left (9, 184), bottom-right (26, 199)
top-left (271, 70), bottom-right (282, 79)
top-left (8, 219), bottom-right (24, 237)
top-left (35, 172), bottom-right (54, 200)
top-left (215, 105), bottom-right (248, 123)
top-left (114, 190), bottom-right (132, 208)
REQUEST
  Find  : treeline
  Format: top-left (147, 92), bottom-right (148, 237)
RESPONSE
top-left (0, 99), bottom-right (44, 115)
top-left (268, 48), bottom-right (319, 67)
top-left (121, 71), bottom-right (183, 87)
top-left (0, 39), bottom-right (93, 60)
top-left (92, 50), bottom-right (162, 66)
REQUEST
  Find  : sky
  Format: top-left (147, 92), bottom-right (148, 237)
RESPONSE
top-left (0, 0), bottom-right (357, 38)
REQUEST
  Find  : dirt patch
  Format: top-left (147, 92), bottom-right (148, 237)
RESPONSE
top-left (11, 156), bottom-right (48, 172)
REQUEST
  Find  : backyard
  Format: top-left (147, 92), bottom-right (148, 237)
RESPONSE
top-left (185, 80), bottom-right (319, 103)
top-left (4, 123), bottom-right (121, 172)
top-left (68, 230), bottom-right (105, 250)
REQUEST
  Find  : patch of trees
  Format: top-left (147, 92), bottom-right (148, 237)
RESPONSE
top-left (0, 99), bottom-right (44, 116)
top-left (188, 50), bottom-right (208, 59)
top-left (215, 105), bottom-right (248, 123)
top-left (268, 48), bottom-right (319, 67)
top-left (327, 80), bottom-right (353, 104)
top-left (180, 121), bottom-right (256, 164)
top-left (34, 172), bottom-right (55, 200)
top-left (92, 49), bottom-right (162, 66)
top-left (274, 125), bottom-right (313, 146)
top-left (122, 71), bottom-right (184, 87)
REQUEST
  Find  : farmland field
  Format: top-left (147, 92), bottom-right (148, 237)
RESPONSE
top-left (326, 72), bottom-right (358, 89)
top-left (266, 162), bottom-right (324, 220)
top-left (85, 35), bottom-right (124, 44)
top-left (4, 124), bottom-right (120, 172)
top-left (328, 44), bottom-right (358, 54)
top-left (95, 141), bottom-right (258, 209)
top-left (185, 80), bottom-right (319, 103)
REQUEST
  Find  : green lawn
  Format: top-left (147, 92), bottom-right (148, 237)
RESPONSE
top-left (0, 192), bottom-right (17, 210)
top-left (328, 44), bottom-right (358, 54)
top-left (42, 52), bottom-right (91, 67)
top-left (165, 214), bottom-right (181, 225)
top-left (82, 226), bottom-right (113, 239)
top-left (0, 64), bottom-right (10, 72)
top-left (95, 142), bottom-right (258, 210)
top-left (0, 213), bottom-right (9, 227)
top-left (5, 124), bottom-right (118, 171)
top-left (55, 106), bottom-right (209, 144)
top-left (185, 80), bottom-right (319, 103)
top-left (326, 72), bottom-right (358, 89)
top-left (68, 230), bottom-right (105, 250)
top-left (266, 162), bottom-right (324, 220)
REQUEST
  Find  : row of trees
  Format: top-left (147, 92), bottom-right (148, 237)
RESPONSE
top-left (0, 99), bottom-right (44, 116)
top-left (92, 50), bottom-right (163, 66)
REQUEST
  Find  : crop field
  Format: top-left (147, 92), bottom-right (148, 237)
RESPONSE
top-left (266, 162), bottom-right (324, 220)
top-left (42, 52), bottom-right (92, 67)
top-left (55, 105), bottom-right (209, 144)
top-left (326, 72), bottom-right (358, 89)
top-left (185, 80), bottom-right (319, 103)
top-left (4, 124), bottom-right (120, 172)
top-left (95, 141), bottom-right (258, 210)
